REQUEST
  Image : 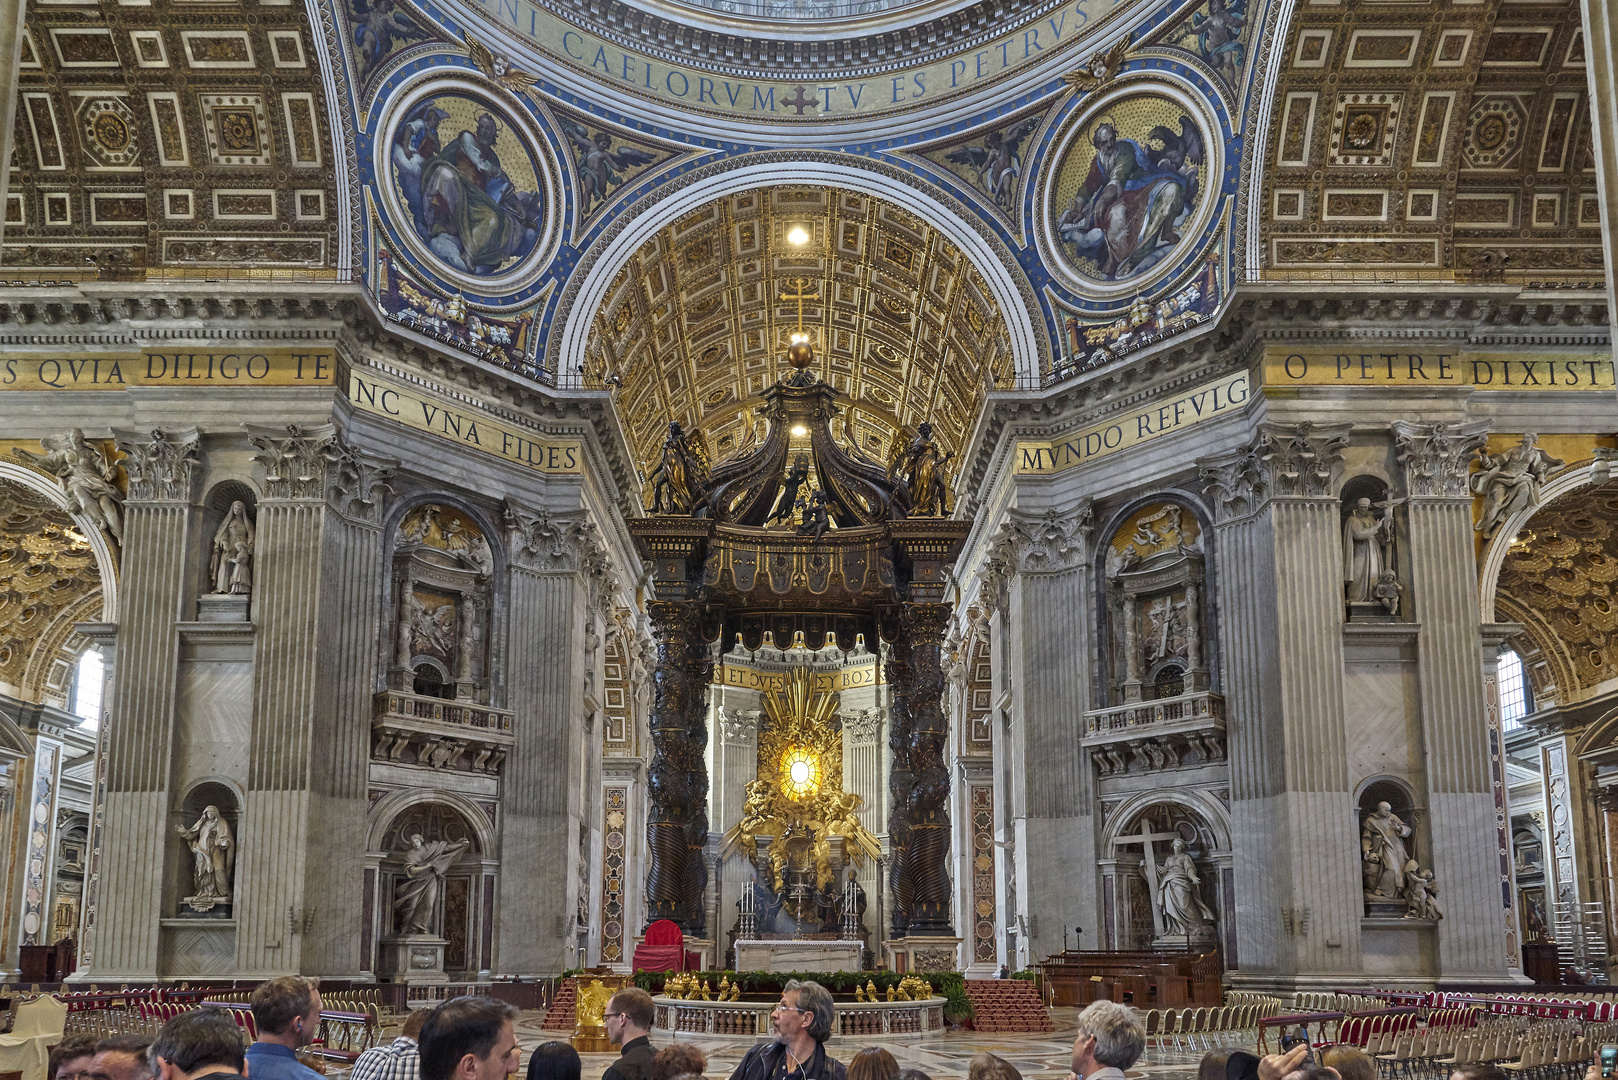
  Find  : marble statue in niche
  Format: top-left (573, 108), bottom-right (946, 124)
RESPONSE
top-left (1361, 800), bottom-right (1414, 910)
top-left (1342, 498), bottom-right (1394, 605)
top-left (209, 501), bottom-right (255, 594)
top-left (1156, 838), bottom-right (1217, 938)
top-left (1341, 478), bottom-right (1404, 620)
top-left (1474, 433), bottom-right (1565, 540)
top-left (14, 429), bottom-right (124, 544)
top-left (177, 806), bottom-right (235, 912)
top-left (393, 833), bottom-right (471, 934)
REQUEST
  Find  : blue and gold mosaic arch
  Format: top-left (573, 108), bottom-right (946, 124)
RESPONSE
top-left (328, 0), bottom-right (1270, 384)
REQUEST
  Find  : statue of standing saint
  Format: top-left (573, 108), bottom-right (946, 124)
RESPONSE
top-left (393, 833), bottom-right (471, 934)
top-left (1156, 838), bottom-right (1216, 938)
top-left (177, 806), bottom-right (235, 909)
top-left (1361, 801), bottom-right (1412, 902)
top-left (209, 501), bottom-right (255, 594)
top-left (1342, 497), bottom-right (1395, 606)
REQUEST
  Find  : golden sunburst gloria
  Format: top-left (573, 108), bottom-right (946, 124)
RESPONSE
top-left (780, 746), bottom-right (822, 799)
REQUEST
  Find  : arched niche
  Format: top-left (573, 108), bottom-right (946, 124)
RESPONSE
top-left (1101, 794), bottom-right (1229, 952)
top-left (370, 794), bottom-right (495, 977)
top-left (1339, 474), bottom-right (1405, 621)
top-left (199, 480), bottom-right (259, 599)
top-left (172, 778), bottom-right (242, 917)
top-left (1355, 774), bottom-right (1421, 916)
top-left (383, 499), bottom-right (500, 707)
top-left (1099, 498), bottom-right (1211, 706)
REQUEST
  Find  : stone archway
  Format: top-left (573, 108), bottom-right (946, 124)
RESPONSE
top-left (368, 794), bottom-right (496, 978)
top-left (1101, 793), bottom-right (1230, 953)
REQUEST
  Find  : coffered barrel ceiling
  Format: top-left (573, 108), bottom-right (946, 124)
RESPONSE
top-left (589, 186), bottom-right (1014, 478)
top-left (7, 0), bottom-right (338, 279)
top-left (1260, 0), bottom-right (1602, 283)
top-left (1497, 474), bottom-right (1618, 709)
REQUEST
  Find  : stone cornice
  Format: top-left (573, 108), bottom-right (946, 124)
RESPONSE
top-left (963, 283), bottom-right (1612, 501)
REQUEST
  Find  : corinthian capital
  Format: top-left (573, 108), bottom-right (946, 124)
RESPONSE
top-left (1007, 499), bottom-right (1095, 572)
top-left (112, 426), bottom-right (200, 502)
top-left (503, 500), bottom-right (601, 572)
top-left (1199, 422), bottom-right (1349, 519)
top-left (1256, 421), bottom-right (1350, 498)
top-left (1392, 419), bottom-right (1491, 497)
top-left (324, 431), bottom-right (397, 524)
top-left (246, 423), bottom-right (337, 500)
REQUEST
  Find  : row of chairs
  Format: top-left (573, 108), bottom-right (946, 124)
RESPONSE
top-left (1228, 994), bottom-right (1288, 1011)
top-left (1297, 993), bottom-right (1391, 1014)
top-left (1145, 1004), bottom-right (1275, 1052)
top-left (1374, 1027), bottom-right (1595, 1080)
top-left (1338, 1011), bottom-right (1423, 1047)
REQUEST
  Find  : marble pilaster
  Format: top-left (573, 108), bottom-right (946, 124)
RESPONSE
top-left (995, 503), bottom-right (1094, 964)
top-left (501, 502), bottom-right (594, 971)
top-left (305, 437), bottom-right (396, 976)
top-left (1394, 421), bottom-right (1518, 980)
top-left (235, 423), bottom-right (336, 975)
top-left (81, 427), bottom-right (200, 978)
top-left (1201, 423), bottom-right (1363, 984)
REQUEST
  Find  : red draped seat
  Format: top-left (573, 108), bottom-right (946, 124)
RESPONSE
top-left (632, 919), bottom-right (698, 972)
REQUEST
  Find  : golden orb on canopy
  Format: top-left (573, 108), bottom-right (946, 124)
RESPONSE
top-left (787, 338), bottom-right (815, 369)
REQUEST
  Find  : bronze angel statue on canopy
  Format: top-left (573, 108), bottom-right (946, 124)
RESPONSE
top-left (644, 421), bottom-right (712, 515)
top-left (888, 422), bottom-right (954, 517)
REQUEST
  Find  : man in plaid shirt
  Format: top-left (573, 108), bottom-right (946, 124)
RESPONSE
top-left (352, 1010), bottom-right (432, 1080)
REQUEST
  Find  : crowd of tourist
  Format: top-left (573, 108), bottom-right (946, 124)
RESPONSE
top-left (39, 977), bottom-right (1608, 1080)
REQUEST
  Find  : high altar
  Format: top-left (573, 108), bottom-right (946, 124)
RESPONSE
top-left (627, 338), bottom-right (969, 973)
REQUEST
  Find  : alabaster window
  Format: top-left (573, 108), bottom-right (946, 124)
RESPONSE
top-left (1499, 648), bottom-right (1530, 731)
top-left (72, 649), bottom-right (103, 727)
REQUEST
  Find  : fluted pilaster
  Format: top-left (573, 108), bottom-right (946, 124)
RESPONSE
top-left (302, 438), bottom-right (395, 975)
top-left (1395, 420), bottom-right (1517, 980)
top-left (502, 537), bottom-right (588, 970)
top-left (994, 502), bottom-right (1094, 959)
top-left (237, 425), bottom-right (331, 972)
top-left (1201, 422), bottom-right (1361, 980)
top-left (85, 428), bottom-right (199, 977)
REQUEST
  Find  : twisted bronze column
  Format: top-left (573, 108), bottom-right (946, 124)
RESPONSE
top-left (645, 600), bottom-right (699, 927)
top-left (901, 602), bottom-right (954, 934)
top-left (681, 625), bottom-right (715, 936)
top-left (885, 634), bottom-right (914, 939)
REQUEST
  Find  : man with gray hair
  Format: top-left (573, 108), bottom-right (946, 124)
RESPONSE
top-left (727, 979), bottom-right (845, 1080)
top-left (1070, 1000), bottom-right (1145, 1080)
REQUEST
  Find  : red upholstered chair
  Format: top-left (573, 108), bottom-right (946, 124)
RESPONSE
top-left (633, 919), bottom-right (690, 972)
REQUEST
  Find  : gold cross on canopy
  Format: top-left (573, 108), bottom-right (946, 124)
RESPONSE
top-left (778, 277), bottom-right (819, 336)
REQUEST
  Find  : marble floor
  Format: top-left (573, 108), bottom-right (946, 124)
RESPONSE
top-left (513, 1008), bottom-right (1221, 1080)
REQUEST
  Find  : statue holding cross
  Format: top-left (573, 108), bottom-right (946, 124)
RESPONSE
top-left (1110, 818), bottom-right (1216, 946)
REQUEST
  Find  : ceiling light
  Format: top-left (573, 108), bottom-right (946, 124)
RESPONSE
top-left (790, 332), bottom-right (808, 344)
top-left (791, 425), bottom-right (808, 437)
top-left (786, 226), bottom-right (810, 246)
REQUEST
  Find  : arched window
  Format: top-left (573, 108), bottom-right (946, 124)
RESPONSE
top-left (72, 649), bottom-right (104, 728)
top-left (1499, 648), bottom-right (1530, 731)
